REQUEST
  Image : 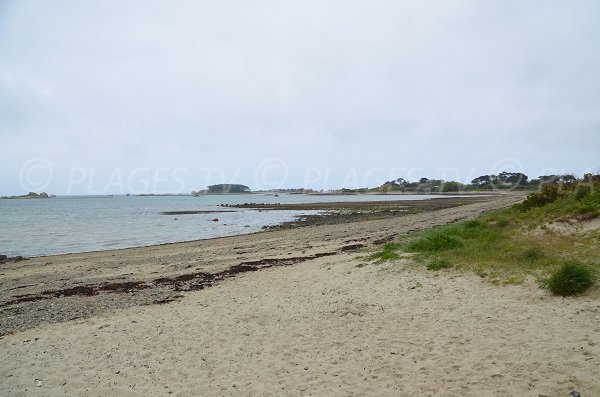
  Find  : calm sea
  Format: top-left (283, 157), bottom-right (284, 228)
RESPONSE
top-left (0, 194), bottom-right (439, 257)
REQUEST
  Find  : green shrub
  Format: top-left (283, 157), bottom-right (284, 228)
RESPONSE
top-left (545, 262), bottom-right (594, 296)
top-left (575, 189), bottom-right (600, 218)
top-left (427, 258), bottom-right (451, 271)
top-left (581, 189), bottom-right (600, 207)
top-left (575, 185), bottom-right (591, 200)
top-left (522, 184), bottom-right (560, 209)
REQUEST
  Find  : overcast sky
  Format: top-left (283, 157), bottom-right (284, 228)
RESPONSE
top-left (1, 0), bottom-right (599, 194)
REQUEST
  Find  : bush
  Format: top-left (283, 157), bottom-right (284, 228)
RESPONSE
top-left (574, 188), bottom-right (600, 218)
top-left (522, 184), bottom-right (560, 209)
top-left (427, 258), bottom-right (451, 271)
top-left (545, 262), bottom-right (594, 296)
top-left (575, 184), bottom-right (591, 200)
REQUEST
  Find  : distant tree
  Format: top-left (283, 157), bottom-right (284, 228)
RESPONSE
top-left (441, 181), bottom-right (464, 192)
top-left (497, 172), bottom-right (528, 186)
top-left (583, 173), bottom-right (600, 185)
top-left (471, 172), bottom-right (528, 188)
top-left (383, 177), bottom-right (411, 186)
top-left (471, 175), bottom-right (496, 187)
top-left (538, 175), bottom-right (577, 185)
top-left (419, 177), bottom-right (430, 184)
top-left (340, 188), bottom-right (356, 193)
top-left (207, 184), bottom-right (250, 193)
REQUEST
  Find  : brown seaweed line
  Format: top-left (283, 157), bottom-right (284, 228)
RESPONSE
top-left (1, 250), bottom-right (355, 308)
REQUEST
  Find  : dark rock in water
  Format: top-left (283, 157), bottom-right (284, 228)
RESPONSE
top-left (160, 210), bottom-right (235, 215)
top-left (211, 218), bottom-right (219, 222)
top-left (1, 255), bottom-right (27, 264)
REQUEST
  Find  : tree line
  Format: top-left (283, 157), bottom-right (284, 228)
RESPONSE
top-left (374, 172), bottom-right (593, 193)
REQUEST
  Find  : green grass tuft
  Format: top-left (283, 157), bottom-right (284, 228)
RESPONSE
top-left (391, 181), bottom-right (600, 291)
top-left (544, 262), bottom-right (594, 296)
top-left (407, 231), bottom-right (463, 252)
top-left (521, 247), bottom-right (545, 262)
top-left (496, 218), bottom-right (509, 227)
top-left (400, 199), bottom-right (599, 289)
top-left (427, 258), bottom-right (451, 271)
top-left (367, 243), bottom-right (401, 262)
top-left (464, 219), bottom-right (484, 229)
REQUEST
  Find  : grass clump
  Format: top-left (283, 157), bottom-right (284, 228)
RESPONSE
top-left (367, 243), bottom-right (401, 262)
top-left (407, 231), bottom-right (463, 252)
top-left (399, 200), bottom-right (599, 290)
top-left (544, 262), bottom-right (594, 296)
top-left (406, 219), bottom-right (499, 254)
top-left (521, 246), bottom-right (545, 262)
top-left (427, 258), bottom-right (451, 271)
top-left (496, 218), bottom-right (509, 227)
top-left (373, 179), bottom-right (600, 292)
top-left (515, 179), bottom-right (600, 222)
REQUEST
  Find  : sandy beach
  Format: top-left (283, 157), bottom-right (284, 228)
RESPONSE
top-left (1, 193), bottom-right (599, 396)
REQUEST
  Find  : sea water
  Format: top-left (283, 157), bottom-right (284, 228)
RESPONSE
top-left (0, 194), bottom-right (440, 257)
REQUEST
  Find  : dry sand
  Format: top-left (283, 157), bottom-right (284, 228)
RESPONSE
top-left (1, 193), bottom-right (599, 396)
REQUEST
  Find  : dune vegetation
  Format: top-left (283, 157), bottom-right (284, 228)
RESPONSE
top-left (367, 175), bottom-right (600, 295)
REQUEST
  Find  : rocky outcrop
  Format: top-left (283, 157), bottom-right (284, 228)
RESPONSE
top-left (0, 255), bottom-right (27, 264)
top-left (1, 192), bottom-right (51, 199)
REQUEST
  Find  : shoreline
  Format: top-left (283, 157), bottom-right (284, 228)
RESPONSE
top-left (0, 193), bottom-right (524, 336)
top-left (1, 191), bottom-right (598, 395)
top-left (4, 195), bottom-right (499, 260)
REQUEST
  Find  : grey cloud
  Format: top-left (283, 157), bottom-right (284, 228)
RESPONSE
top-left (1, 0), bottom-right (599, 194)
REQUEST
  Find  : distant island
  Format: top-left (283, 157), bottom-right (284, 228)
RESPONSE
top-left (1, 192), bottom-right (53, 199)
top-left (188, 172), bottom-right (581, 197)
top-left (192, 184), bottom-right (251, 195)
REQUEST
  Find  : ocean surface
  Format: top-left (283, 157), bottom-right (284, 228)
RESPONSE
top-left (1, 194), bottom-right (443, 257)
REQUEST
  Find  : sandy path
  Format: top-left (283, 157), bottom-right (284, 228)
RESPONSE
top-left (1, 254), bottom-right (598, 396)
